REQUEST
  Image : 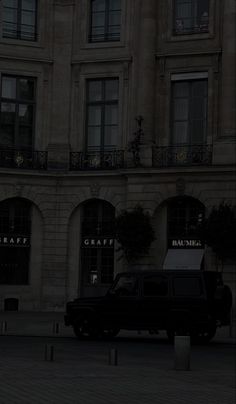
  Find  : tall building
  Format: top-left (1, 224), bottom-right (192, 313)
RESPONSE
top-left (0, 0), bottom-right (235, 313)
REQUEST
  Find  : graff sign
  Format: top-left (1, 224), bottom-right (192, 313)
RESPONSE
top-left (0, 235), bottom-right (30, 247)
top-left (82, 238), bottom-right (114, 248)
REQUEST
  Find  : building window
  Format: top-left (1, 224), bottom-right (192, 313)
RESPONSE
top-left (171, 78), bottom-right (208, 146)
top-left (0, 198), bottom-right (32, 285)
top-left (173, 0), bottom-right (209, 35)
top-left (2, 0), bottom-right (37, 41)
top-left (81, 200), bottom-right (115, 289)
top-left (167, 197), bottom-right (204, 240)
top-left (89, 0), bottom-right (121, 42)
top-left (86, 78), bottom-right (119, 151)
top-left (0, 75), bottom-right (36, 150)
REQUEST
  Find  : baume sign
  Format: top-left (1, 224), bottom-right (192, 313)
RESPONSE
top-left (82, 238), bottom-right (114, 248)
top-left (171, 239), bottom-right (202, 248)
top-left (0, 235), bottom-right (30, 247)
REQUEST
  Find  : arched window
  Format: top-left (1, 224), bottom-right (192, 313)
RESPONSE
top-left (168, 197), bottom-right (204, 240)
top-left (81, 199), bottom-right (115, 293)
top-left (0, 198), bottom-right (32, 284)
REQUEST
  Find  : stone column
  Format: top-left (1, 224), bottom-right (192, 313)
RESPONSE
top-left (220, 0), bottom-right (236, 138)
top-left (136, 0), bottom-right (157, 144)
top-left (48, 0), bottom-right (74, 169)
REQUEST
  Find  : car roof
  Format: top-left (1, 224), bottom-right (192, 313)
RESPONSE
top-left (116, 270), bottom-right (218, 276)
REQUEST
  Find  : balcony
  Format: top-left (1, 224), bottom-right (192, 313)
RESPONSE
top-left (152, 145), bottom-right (212, 168)
top-left (70, 150), bottom-right (125, 171)
top-left (0, 149), bottom-right (48, 170)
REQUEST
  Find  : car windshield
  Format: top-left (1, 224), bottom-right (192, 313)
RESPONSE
top-left (110, 275), bottom-right (138, 296)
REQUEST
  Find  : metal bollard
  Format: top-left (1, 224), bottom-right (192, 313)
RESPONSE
top-left (1, 321), bottom-right (7, 335)
top-left (52, 321), bottom-right (60, 335)
top-left (109, 348), bottom-right (118, 366)
top-left (44, 344), bottom-right (55, 361)
top-left (174, 335), bottom-right (191, 371)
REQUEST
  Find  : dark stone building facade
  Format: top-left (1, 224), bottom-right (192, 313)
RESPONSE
top-left (0, 0), bottom-right (235, 313)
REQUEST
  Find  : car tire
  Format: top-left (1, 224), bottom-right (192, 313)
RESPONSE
top-left (73, 317), bottom-right (100, 340)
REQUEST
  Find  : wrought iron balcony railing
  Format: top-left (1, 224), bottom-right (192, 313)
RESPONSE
top-left (0, 149), bottom-right (48, 170)
top-left (152, 145), bottom-right (212, 168)
top-left (174, 17), bottom-right (209, 35)
top-left (70, 150), bottom-right (125, 170)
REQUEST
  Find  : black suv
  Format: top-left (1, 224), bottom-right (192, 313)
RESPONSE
top-left (64, 270), bottom-right (232, 342)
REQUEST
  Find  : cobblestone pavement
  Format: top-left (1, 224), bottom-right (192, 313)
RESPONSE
top-left (0, 334), bottom-right (235, 404)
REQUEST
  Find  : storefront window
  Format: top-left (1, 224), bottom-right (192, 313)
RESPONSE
top-left (81, 199), bottom-right (115, 287)
top-left (0, 198), bottom-right (31, 284)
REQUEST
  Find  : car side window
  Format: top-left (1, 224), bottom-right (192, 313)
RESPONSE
top-left (143, 276), bottom-right (168, 297)
top-left (112, 275), bottom-right (138, 296)
top-left (173, 277), bottom-right (203, 296)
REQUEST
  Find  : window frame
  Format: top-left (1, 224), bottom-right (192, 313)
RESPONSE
top-left (0, 198), bottom-right (32, 285)
top-left (170, 76), bottom-right (208, 147)
top-left (0, 74), bottom-right (36, 150)
top-left (89, 0), bottom-right (121, 43)
top-left (2, 0), bottom-right (38, 42)
top-left (142, 275), bottom-right (169, 298)
top-left (81, 200), bottom-right (115, 286)
top-left (173, 0), bottom-right (209, 36)
top-left (86, 77), bottom-right (119, 152)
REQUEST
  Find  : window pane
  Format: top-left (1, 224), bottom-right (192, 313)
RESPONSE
top-left (91, 27), bottom-right (105, 41)
top-left (173, 122), bottom-right (188, 144)
top-left (143, 276), bottom-right (168, 296)
top-left (105, 80), bottom-right (119, 100)
top-left (1, 103), bottom-right (16, 124)
top-left (173, 82), bottom-right (189, 98)
top-left (104, 126), bottom-right (117, 147)
top-left (19, 79), bottom-right (35, 100)
top-left (173, 277), bottom-right (202, 296)
top-left (105, 105), bottom-right (118, 125)
top-left (112, 275), bottom-right (138, 296)
top-left (2, 77), bottom-right (16, 99)
top-left (18, 126), bottom-right (32, 148)
top-left (3, 0), bottom-right (17, 7)
top-left (21, 10), bottom-right (35, 26)
top-left (92, 0), bottom-right (106, 12)
top-left (22, 0), bottom-right (36, 11)
top-left (21, 25), bottom-right (35, 40)
top-left (87, 127), bottom-right (101, 148)
top-left (109, 0), bottom-right (121, 11)
top-left (174, 98), bottom-right (189, 120)
top-left (108, 10), bottom-right (121, 26)
top-left (88, 106), bottom-right (102, 125)
top-left (3, 8), bottom-right (17, 23)
top-left (92, 11), bottom-right (106, 28)
top-left (88, 81), bottom-right (102, 101)
top-left (18, 104), bottom-right (33, 125)
top-left (0, 125), bottom-right (14, 147)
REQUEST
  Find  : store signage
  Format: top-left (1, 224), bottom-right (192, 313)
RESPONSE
top-left (170, 239), bottom-right (203, 248)
top-left (0, 235), bottom-right (30, 247)
top-left (82, 238), bottom-right (114, 248)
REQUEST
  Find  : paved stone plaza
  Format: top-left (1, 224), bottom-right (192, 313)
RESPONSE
top-left (0, 313), bottom-right (235, 404)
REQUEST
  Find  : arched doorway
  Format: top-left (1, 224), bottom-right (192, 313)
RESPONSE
top-left (164, 196), bottom-right (205, 270)
top-left (80, 199), bottom-right (115, 297)
top-left (0, 198), bottom-right (32, 284)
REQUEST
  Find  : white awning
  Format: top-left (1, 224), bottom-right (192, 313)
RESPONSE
top-left (163, 249), bottom-right (205, 270)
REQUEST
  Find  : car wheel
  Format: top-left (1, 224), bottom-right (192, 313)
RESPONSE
top-left (102, 328), bottom-right (120, 339)
top-left (73, 317), bottom-right (100, 340)
top-left (191, 325), bottom-right (216, 344)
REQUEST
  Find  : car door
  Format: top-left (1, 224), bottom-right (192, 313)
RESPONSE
top-left (139, 274), bottom-right (170, 330)
top-left (103, 274), bottom-right (140, 329)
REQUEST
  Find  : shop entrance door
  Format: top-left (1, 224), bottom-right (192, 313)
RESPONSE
top-left (80, 199), bottom-right (115, 297)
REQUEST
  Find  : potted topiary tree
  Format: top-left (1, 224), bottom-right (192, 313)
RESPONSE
top-left (198, 202), bottom-right (236, 271)
top-left (115, 205), bottom-right (155, 265)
